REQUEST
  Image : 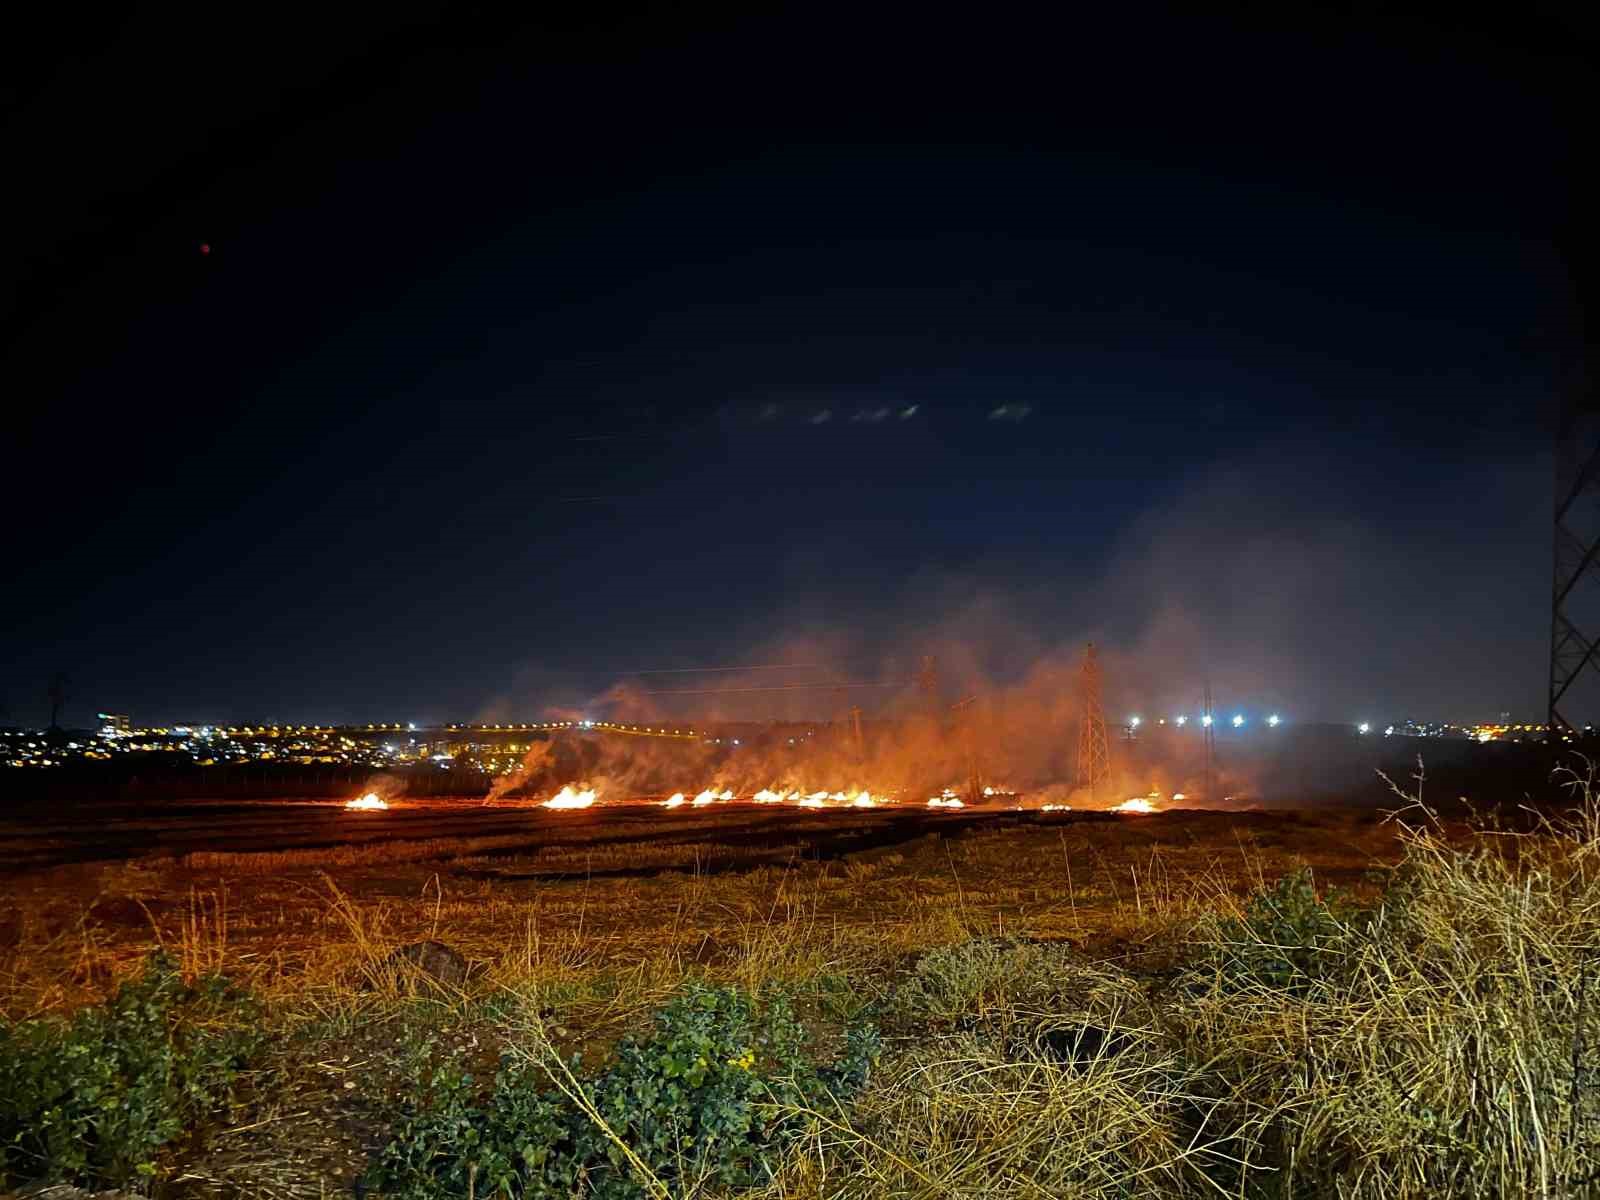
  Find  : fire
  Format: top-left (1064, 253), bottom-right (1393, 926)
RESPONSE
top-left (798, 794), bottom-right (825, 808)
top-left (851, 791), bottom-right (877, 807)
top-left (345, 792), bottom-right (388, 810)
top-left (1112, 797), bottom-right (1158, 814)
top-left (544, 785), bottom-right (597, 809)
top-left (753, 788), bottom-right (790, 803)
top-left (662, 792), bottom-right (685, 808)
top-left (692, 789), bottom-right (719, 806)
top-left (1171, 792), bottom-right (1186, 801)
top-left (1041, 803), bottom-right (1070, 812)
top-left (927, 796), bottom-right (964, 808)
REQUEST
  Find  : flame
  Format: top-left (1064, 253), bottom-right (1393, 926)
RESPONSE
top-left (798, 794), bottom-right (825, 808)
top-left (1112, 797), bottom-right (1158, 814)
top-left (692, 789), bottom-right (719, 806)
top-left (345, 792), bottom-right (387, 811)
top-left (544, 785), bottom-right (597, 809)
top-left (927, 796), bottom-right (964, 808)
top-left (1171, 792), bottom-right (1186, 801)
top-left (753, 788), bottom-right (787, 803)
top-left (662, 792), bottom-right (685, 808)
top-left (850, 790), bottom-right (878, 807)
top-left (1040, 803), bottom-right (1070, 812)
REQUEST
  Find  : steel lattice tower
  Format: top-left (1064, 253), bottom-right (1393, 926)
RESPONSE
top-left (918, 655), bottom-right (940, 722)
top-left (1076, 643), bottom-right (1111, 799)
top-left (1551, 394), bottom-right (1600, 742)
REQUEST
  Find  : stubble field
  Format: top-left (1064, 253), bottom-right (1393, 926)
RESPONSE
top-left (2, 792), bottom-right (1595, 1199)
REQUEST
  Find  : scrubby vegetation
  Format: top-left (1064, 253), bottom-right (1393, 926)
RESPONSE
top-left (2, 790), bottom-right (1598, 1197)
top-left (368, 983), bottom-right (880, 1199)
top-left (0, 952), bottom-right (260, 1189)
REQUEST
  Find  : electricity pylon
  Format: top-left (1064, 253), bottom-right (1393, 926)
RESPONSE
top-left (1551, 393), bottom-right (1600, 742)
top-left (951, 695), bottom-right (982, 801)
top-left (918, 655), bottom-right (940, 721)
top-left (1076, 644), bottom-right (1111, 800)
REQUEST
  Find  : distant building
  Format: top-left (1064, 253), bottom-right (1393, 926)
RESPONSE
top-left (98, 713), bottom-right (130, 736)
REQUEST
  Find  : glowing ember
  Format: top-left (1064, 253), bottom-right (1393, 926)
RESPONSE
top-left (544, 785), bottom-right (597, 809)
top-left (1112, 797), bottom-right (1158, 814)
top-left (345, 792), bottom-right (387, 811)
top-left (662, 792), bottom-right (685, 808)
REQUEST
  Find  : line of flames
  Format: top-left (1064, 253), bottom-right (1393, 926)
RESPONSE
top-left (346, 786), bottom-right (1171, 814)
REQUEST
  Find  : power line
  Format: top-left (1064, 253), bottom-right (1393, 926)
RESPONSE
top-left (643, 681), bottom-right (906, 696)
top-left (628, 663), bottom-right (826, 676)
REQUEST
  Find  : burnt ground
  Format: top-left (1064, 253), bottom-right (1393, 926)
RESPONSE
top-left (0, 793), bottom-right (1384, 876)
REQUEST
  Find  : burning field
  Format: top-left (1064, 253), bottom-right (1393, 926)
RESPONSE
top-left (1, 741), bottom-right (1594, 1197)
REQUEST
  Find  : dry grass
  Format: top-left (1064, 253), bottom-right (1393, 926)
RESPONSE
top-left (746, 786), bottom-right (1600, 1199)
top-left (16, 800), bottom-right (1588, 1197)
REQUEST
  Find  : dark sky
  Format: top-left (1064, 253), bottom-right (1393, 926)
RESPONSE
top-left (3, 4), bottom-right (1594, 727)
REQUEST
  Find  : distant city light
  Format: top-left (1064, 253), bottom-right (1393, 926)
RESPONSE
top-left (1267, 713), bottom-right (1280, 727)
top-left (1358, 722), bottom-right (1371, 734)
top-left (1201, 714), bottom-right (1213, 727)
top-left (1231, 714), bottom-right (1244, 728)
top-left (1175, 715), bottom-right (1187, 726)
top-left (1129, 715), bottom-right (1141, 728)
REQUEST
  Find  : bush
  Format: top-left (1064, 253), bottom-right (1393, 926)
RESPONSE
top-left (1172, 815), bottom-right (1600, 1196)
top-left (0, 953), bottom-right (262, 1190)
top-left (1205, 866), bottom-right (1370, 995)
top-left (366, 981), bottom-right (880, 1200)
top-left (370, 1054), bottom-right (579, 1200)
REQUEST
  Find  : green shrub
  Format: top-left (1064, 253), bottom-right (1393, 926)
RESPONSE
top-left (1207, 867), bottom-right (1369, 994)
top-left (371, 1054), bottom-right (579, 1200)
top-left (0, 952), bottom-right (262, 1189)
top-left (366, 982), bottom-right (880, 1200)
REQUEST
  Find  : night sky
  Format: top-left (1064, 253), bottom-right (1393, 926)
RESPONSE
top-left (4, 5), bottom-right (1593, 727)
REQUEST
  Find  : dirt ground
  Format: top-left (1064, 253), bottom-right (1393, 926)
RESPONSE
top-left (0, 796), bottom-right (1467, 1198)
top-left (0, 797), bottom-right (1409, 1019)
